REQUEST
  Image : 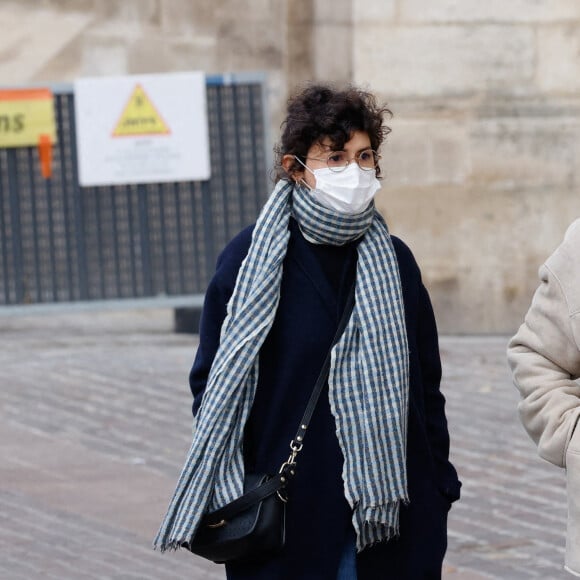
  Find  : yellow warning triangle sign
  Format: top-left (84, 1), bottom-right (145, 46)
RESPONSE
top-left (112, 84), bottom-right (170, 137)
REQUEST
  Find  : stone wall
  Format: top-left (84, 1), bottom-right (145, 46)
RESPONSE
top-left (1, 0), bottom-right (579, 332)
top-left (353, 0), bottom-right (580, 332)
top-left (0, 0), bottom-right (290, 125)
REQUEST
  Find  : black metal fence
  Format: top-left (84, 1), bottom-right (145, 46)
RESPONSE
top-left (0, 74), bottom-right (269, 309)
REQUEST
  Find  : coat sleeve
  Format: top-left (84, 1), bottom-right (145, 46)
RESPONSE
top-left (188, 270), bottom-right (231, 417)
top-left (416, 280), bottom-right (461, 502)
top-left (507, 261), bottom-right (580, 468)
top-left (189, 227), bottom-right (253, 416)
top-left (392, 235), bottom-right (461, 503)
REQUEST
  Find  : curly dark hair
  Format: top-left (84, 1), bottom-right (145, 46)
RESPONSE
top-left (274, 83), bottom-right (392, 181)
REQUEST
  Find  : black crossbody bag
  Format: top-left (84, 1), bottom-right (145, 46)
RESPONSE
top-left (184, 283), bottom-right (356, 564)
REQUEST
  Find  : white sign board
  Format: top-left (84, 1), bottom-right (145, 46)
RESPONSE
top-left (74, 72), bottom-right (210, 186)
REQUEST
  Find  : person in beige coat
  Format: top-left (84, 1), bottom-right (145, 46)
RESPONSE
top-left (508, 218), bottom-right (580, 576)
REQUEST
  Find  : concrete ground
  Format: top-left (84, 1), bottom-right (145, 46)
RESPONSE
top-left (0, 308), bottom-right (570, 579)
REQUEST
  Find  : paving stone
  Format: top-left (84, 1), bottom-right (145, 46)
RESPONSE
top-left (0, 310), bottom-right (572, 578)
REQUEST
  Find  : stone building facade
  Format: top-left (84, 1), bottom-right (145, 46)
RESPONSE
top-left (1, 0), bottom-right (580, 332)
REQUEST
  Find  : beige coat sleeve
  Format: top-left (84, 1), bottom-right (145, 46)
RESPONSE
top-left (507, 221), bottom-right (580, 468)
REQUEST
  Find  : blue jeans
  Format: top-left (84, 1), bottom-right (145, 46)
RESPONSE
top-left (336, 535), bottom-right (357, 580)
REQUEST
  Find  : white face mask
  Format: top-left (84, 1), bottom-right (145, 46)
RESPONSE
top-left (297, 159), bottom-right (381, 214)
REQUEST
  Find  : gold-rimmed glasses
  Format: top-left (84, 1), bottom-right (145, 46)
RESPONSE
top-left (305, 148), bottom-right (380, 172)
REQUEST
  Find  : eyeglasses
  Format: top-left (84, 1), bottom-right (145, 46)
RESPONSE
top-left (305, 148), bottom-right (381, 173)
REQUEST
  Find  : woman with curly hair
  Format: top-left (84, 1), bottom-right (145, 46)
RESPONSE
top-left (156, 83), bottom-right (461, 579)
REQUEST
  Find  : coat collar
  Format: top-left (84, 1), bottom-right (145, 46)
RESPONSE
top-left (286, 218), bottom-right (358, 321)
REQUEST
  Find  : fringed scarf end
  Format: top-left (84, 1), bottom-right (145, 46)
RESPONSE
top-left (354, 500), bottom-right (403, 552)
top-left (153, 538), bottom-right (189, 553)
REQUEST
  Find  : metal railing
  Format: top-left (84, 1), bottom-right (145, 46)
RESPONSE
top-left (0, 73), bottom-right (270, 312)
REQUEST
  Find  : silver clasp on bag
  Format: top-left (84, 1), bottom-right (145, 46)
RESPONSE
top-left (279, 440), bottom-right (302, 475)
top-left (276, 440), bottom-right (303, 503)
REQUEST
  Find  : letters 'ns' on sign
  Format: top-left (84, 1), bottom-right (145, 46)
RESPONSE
top-left (0, 88), bottom-right (57, 148)
top-left (112, 84), bottom-right (171, 137)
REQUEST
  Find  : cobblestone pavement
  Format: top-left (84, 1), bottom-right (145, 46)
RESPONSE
top-left (0, 309), bottom-right (570, 579)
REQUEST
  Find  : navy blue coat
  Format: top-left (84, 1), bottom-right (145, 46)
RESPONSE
top-left (190, 218), bottom-right (461, 580)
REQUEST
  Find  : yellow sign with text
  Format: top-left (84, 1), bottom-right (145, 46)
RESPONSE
top-left (0, 88), bottom-right (57, 148)
top-left (112, 84), bottom-right (170, 137)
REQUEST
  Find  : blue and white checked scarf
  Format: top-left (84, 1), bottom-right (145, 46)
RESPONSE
top-left (155, 179), bottom-right (409, 553)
